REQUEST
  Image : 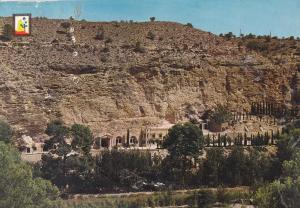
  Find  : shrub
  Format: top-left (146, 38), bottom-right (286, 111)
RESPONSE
top-left (246, 40), bottom-right (269, 52)
top-left (209, 104), bottom-right (232, 125)
top-left (95, 29), bottom-right (104, 40)
top-left (147, 31), bottom-right (155, 40)
top-left (134, 41), bottom-right (145, 53)
top-left (60, 22), bottom-right (71, 29)
top-left (101, 56), bottom-right (108, 62)
top-left (2, 24), bottom-right (13, 41)
top-left (0, 120), bottom-right (13, 143)
top-left (150, 17), bottom-right (156, 22)
top-left (105, 37), bottom-right (112, 43)
top-left (224, 32), bottom-right (235, 39)
top-left (245, 33), bottom-right (256, 39)
top-left (196, 190), bottom-right (216, 208)
top-left (185, 23), bottom-right (193, 28)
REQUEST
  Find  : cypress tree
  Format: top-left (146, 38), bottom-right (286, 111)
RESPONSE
top-left (244, 133), bottom-right (247, 146)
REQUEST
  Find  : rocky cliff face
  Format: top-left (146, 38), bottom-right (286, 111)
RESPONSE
top-left (0, 18), bottom-right (299, 138)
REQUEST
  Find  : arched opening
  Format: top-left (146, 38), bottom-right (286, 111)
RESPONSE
top-left (130, 136), bottom-right (138, 145)
top-left (116, 136), bottom-right (123, 146)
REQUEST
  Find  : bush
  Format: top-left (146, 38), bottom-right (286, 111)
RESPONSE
top-left (2, 24), bottom-right (13, 41)
top-left (134, 41), bottom-right (145, 53)
top-left (209, 104), bottom-right (232, 125)
top-left (185, 23), bottom-right (193, 28)
top-left (95, 28), bottom-right (104, 40)
top-left (61, 22), bottom-right (71, 29)
top-left (0, 142), bottom-right (60, 207)
top-left (196, 190), bottom-right (216, 208)
top-left (224, 32), bottom-right (235, 40)
top-left (0, 120), bottom-right (13, 143)
top-left (147, 31), bottom-right (155, 40)
top-left (150, 17), bottom-right (156, 22)
top-left (246, 40), bottom-right (269, 52)
top-left (105, 37), bottom-right (112, 43)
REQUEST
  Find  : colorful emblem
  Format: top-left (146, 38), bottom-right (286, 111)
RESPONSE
top-left (13, 14), bottom-right (31, 36)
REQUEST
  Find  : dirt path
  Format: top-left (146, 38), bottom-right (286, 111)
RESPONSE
top-left (70, 186), bottom-right (250, 200)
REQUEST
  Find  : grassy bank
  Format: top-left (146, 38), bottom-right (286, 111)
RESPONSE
top-left (62, 187), bottom-right (251, 208)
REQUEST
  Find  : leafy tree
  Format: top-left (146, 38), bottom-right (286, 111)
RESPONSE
top-left (149, 17), bottom-right (156, 22)
top-left (70, 123), bottom-right (94, 155)
top-left (41, 121), bottom-right (95, 193)
top-left (254, 127), bottom-right (300, 208)
top-left (209, 104), bottom-right (232, 125)
top-left (202, 148), bottom-right (226, 186)
top-left (185, 23), bottom-right (193, 28)
top-left (95, 150), bottom-right (156, 189)
top-left (163, 122), bottom-right (204, 159)
top-left (223, 147), bottom-right (248, 186)
top-left (45, 120), bottom-right (68, 141)
top-left (0, 142), bottom-right (59, 208)
top-left (254, 151), bottom-right (300, 208)
top-left (224, 32), bottom-right (235, 39)
top-left (162, 122), bottom-right (204, 185)
top-left (244, 148), bottom-right (274, 185)
top-left (0, 120), bottom-right (13, 143)
top-left (273, 128), bottom-right (300, 178)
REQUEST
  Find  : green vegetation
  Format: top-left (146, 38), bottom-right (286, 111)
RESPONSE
top-left (61, 22), bottom-right (71, 29)
top-left (149, 17), bottom-right (156, 22)
top-left (61, 188), bottom-right (250, 208)
top-left (246, 40), bottom-right (269, 52)
top-left (254, 126), bottom-right (300, 208)
top-left (185, 23), bottom-right (193, 28)
top-left (0, 142), bottom-right (59, 208)
top-left (39, 120), bottom-right (95, 193)
top-left (0, 120), bottom-right (13, 143)
top-left (162, 123), bottom-right (204, 185)
top-left (146, 31), bottom-right (155, 40)
top-left (95, 28), bottom-right (104, 40)
top-left (224, 32), bottom-right (235, 40)
top-left (2, 117), bottom-right (300, 207)
top-left (209, 104), bottom-right (232, 125)
top-left (133, 41), bottom-right (145, 53)
top-left (2, 24), bottom-right (13, 41)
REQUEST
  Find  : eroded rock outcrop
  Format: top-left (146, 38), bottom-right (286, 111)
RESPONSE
top-left (0, 18), bottom-right (298, 137)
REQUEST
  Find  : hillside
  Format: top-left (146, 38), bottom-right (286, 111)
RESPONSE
top-left (0, 17), bottom-right (299, 138)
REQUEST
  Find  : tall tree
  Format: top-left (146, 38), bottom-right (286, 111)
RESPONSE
top-left (224, 147), bottom-right (248, 186)
top-left (162, 122), bottom-right (204, 185)
top-left (0, 142), bottom-right (59, 208)
top-left (71, 123), bottom-right (94, 155)
top-left (41, 121), bottom-right (95, 193)
top-left (0, 120), bottom-right (13, 144)
top-left (202, 148), bottom-right (226, 186)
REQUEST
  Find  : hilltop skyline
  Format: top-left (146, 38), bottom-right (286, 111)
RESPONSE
top-left (0, 0), bottom-right (300, 37)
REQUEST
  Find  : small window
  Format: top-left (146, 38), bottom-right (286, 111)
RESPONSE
top-left (159, 133), bottom-right (163, 138)
top-left (152, 134), bottom-right (156, 138)
top-left (26, 147), bottom-right (31, 153)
